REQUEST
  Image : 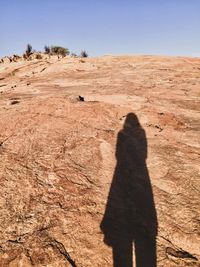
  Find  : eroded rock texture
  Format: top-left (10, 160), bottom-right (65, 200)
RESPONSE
top-left (0, 55), bottom-right (199, 266)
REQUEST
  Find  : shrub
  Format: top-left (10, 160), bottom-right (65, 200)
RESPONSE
top-left (71, 52), bottom-right (78, 58)
top-left (25, 44), bottom-right (33, 57)
top-left (80, 50), bottom-right (88, 58)
top-left (51, 46), bottom-right (70, 57)
top-left (44, 45), bottom-right (50, 54)
top-left (35, 54), bottom-right (42, 59)
top-left (23, 53), bottom-right (28, 59)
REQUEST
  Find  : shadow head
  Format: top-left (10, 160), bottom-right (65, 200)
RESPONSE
top-left (123, 113), bottom-right (141, 131)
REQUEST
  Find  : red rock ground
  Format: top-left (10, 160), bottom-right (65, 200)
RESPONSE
top-left (0, 55), bottom-right (199, 266)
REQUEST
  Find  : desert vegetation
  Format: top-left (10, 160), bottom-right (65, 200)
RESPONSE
top-left (23, 43), bottom-right (33, 59)
top-left (0, 44), bottom-right (89, 63)
top-left (80, 50), bottom-right (89, 58)
top-left (44, 45), bottom-right (69, 56)
top-left (71, 52), bottom-right (78, 58)
top-left (44, 45), bottom-right (51, 54)
top-left (50, 46), bottom-right (70, 57)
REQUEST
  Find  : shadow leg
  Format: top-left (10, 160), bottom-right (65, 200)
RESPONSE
top-left (135, 234), bottom-right (157, 267)
top-left (112, 240), bottom-right (133, 267)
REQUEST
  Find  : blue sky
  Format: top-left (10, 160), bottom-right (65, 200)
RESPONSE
top-left (0, 0), bottom-right (200, 57)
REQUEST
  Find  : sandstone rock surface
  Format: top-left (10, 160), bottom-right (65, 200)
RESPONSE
top-left (0, 55), bottom-right (199, 266)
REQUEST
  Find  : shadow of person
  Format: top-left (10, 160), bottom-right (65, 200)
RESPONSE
top-left (100, 113), bottom-right (158, 267)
